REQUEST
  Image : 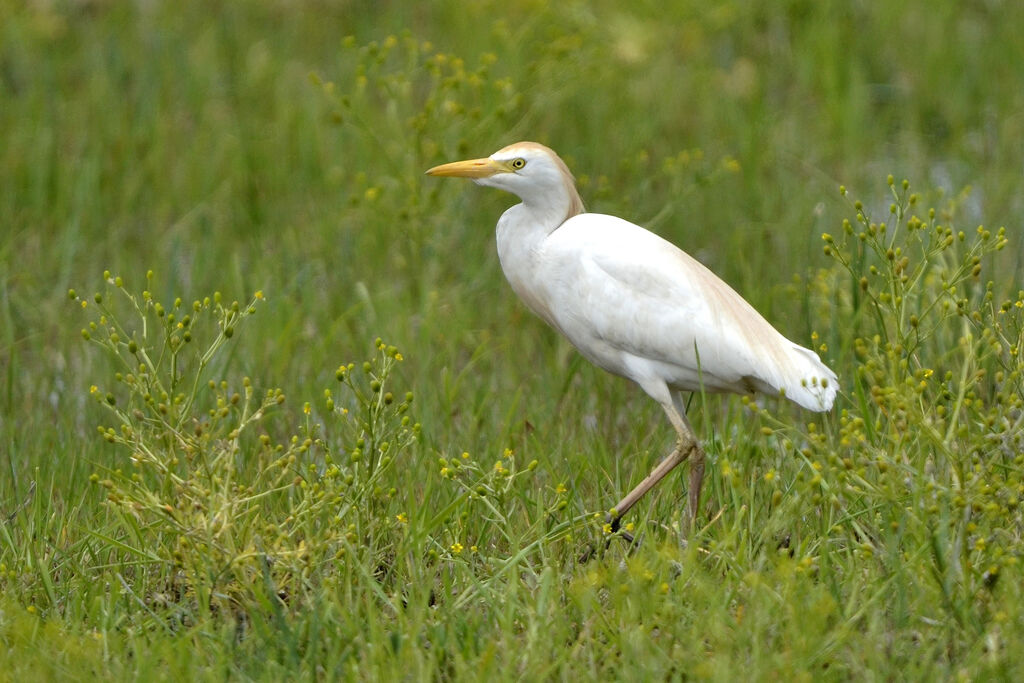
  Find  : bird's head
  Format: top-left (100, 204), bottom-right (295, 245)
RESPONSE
top-left (426, 141), bottom-right (585, 222)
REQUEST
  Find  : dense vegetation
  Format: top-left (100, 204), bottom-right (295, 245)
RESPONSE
top-left (2, 0), bottom-right (1023, 678)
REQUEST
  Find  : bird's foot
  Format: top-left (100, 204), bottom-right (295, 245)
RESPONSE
top-left (608, 515), bottom-right (637, 545)
top-left (577, 515), bottom-right (640, 564)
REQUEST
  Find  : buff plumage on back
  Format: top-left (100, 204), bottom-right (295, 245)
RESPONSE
top-left (497, 142), bottom-right (586, 223)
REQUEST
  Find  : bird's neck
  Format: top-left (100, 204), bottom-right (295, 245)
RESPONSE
top-left (493, 184), bottom-right (585, 324)
top-left (496, 202), bottom-right (563, 251)
top-left (494, 202), bottom-right (565, 324)
top-left (521, 181), bottom-right (584, 227)
top-left (494, 182), bottom-right (585, 262)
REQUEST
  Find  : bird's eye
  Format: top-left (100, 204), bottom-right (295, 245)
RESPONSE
top-left (510, 158), bottom-right (526, 170)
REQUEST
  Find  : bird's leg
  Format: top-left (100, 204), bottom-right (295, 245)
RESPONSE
top-left (608, 441), bottom-right (691, 528)
top-left (579, 436), bottom-right (695, 563)
top-left (577, 445), bottom-right (686, 564)
top-left (581, 399), bottom-right (703, 562)
top-left (666, 398), bottom-right (705, 531)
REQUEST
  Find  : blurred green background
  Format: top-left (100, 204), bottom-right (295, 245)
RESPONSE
top-left (2, 0), bottom-right (1023, 677)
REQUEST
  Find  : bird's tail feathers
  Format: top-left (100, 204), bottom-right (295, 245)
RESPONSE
top-left (776, 344), bottom-right (839, 412)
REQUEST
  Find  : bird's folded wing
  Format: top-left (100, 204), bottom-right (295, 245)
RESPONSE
top-left (541, 214), bottom-right (805, 392)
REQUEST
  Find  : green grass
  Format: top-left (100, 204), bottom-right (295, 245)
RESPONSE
top-left (2, 0), bottom-right (1024, 679)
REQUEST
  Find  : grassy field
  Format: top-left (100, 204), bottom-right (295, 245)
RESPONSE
top-left (2, 0), bottom-right (1024, 679)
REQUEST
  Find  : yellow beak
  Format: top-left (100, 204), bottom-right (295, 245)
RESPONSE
top-left (425, 157), bottom-right (506, 178)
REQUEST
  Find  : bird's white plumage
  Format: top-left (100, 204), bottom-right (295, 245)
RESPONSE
top-left (448, 141), bottom-right (839, 413)
top-left (427, 141), bottom-right (838, 528)
top-left (505, 211), bottom-right (837, 411)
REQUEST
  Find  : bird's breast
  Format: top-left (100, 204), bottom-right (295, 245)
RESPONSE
top-left (496, 245), bottom-right (558, 328)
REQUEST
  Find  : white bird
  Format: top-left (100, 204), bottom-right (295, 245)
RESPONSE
top-left (427, 141), bottom-right (837, 535)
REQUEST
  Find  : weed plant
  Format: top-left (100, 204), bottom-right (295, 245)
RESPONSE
top-left (70, 272), bottom-right (426, 623)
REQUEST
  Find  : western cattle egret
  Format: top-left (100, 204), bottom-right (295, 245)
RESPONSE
top-left (427, 141), bottom-right (837, 535)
